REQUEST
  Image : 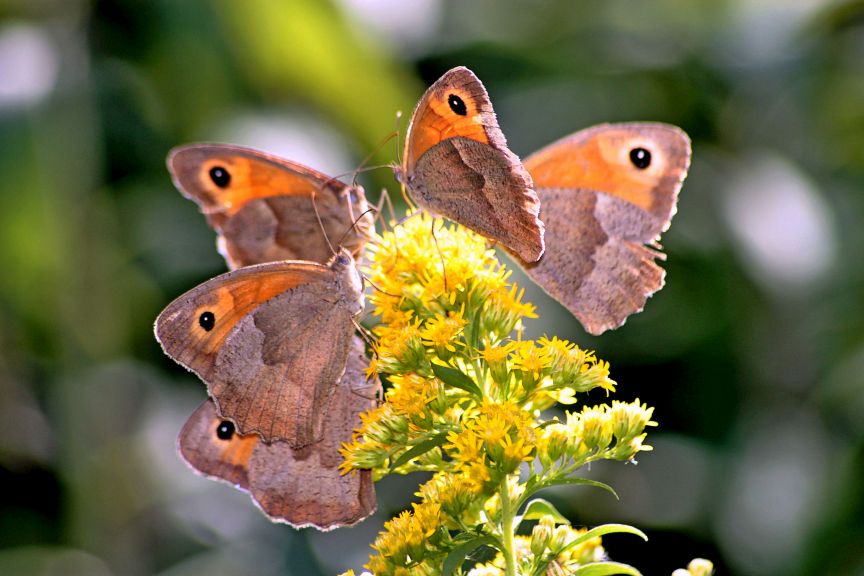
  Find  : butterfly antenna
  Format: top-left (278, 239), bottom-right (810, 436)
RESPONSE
top-left (392, 109), bottom-right (417, 212)
top-left (394, 110), bottom-right (403, 167)
top-left (429, 217), bottom-right (448, 292)
top-left (349, 131), bottom-right (399, 189)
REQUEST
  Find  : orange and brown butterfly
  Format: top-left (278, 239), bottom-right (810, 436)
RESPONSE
top-left (155, 248), bottom-right (365, 447)
top-left (517, 123), bottom-right (692, 335)
top-left (394, 66), bottom-right (545, 262)
top-left (167, 143), bottom-right (374, 268)
top-left (177, 336), bottom-right (378, 530)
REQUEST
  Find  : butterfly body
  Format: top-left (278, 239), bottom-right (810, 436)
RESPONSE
top-left (397, 66), bottom-right (545, 262)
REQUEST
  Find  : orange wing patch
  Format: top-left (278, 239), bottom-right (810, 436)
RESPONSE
top-left (213, 422), bottom-right (258, 467)
top-left (156, 263), bottom-right (331, 364)
top-left (525, 127), bottom-right (670, 212)
top-left (198, 156), bottom-right (328, 217)
top-left (405, 86), bottom-right (490, 171)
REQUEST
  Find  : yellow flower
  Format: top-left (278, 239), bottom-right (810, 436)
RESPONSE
top-left (479, 341), bottom-right (516, 385)
top-left (386, 373), bottom-right (436, 422)
top-left (483, 283), bottom-right (537, 337)
top-left (609, 398), bottom-right (656, 442)
top-left (499, 433), bottom-right (534, 472)
top-left (419, 307), bottom-right (467, 358)
top-left (446, 428), bottom-right (483, 464)
top-left (339, 436), bottom-right (387, 473)
top-left (580, 405), bottom-right (614, 452)
top-left (537, 422), bottom-right (569, 466)
top-left (418, 472), bottom-right (478, 525)
top-left (510, 340), bottom-right (551, 392)
top-left (672, 559), bottom-right (715, 576)
top-left (374, 321), bottom-right (427, 374)
top-left (474, 411), bottom-right (510, 447)
top-left (463, 461), bottom-right (492, 492)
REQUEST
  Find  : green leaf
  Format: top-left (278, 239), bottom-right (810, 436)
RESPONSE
top-left (575, 523), bottom-right (647, 542)
top-left (570, 561), bottom-right (642, 575)
top-left (432, 363), bottom-right (483, 399)
top-left (464, 304), bottom-right (484, 350)
top-left (517, 497), bottom-right (571, 527)
top-left (558, 523), bottom-right (647, 559)
top-left (388, 432), bottom-right (449, 472)
top-left (520, 476), bottom-right (619, 507)
top-left (442, 535), bottom-right (499, 576)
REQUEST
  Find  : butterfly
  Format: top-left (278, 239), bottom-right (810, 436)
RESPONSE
top-left (157, 146), bottom-right (379, 528)
top-left (395, 66), bottom-right (545, 263)
top-left (518, 123), bottom-right (692, 335)
top-left (167, 143), bottom-right (373, 268)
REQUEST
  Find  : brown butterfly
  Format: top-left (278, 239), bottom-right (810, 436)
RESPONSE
top-left (167, 143), bottom-right (373, 268)
top-left (518, 123), bottom-right (692, 335)
top-left (155, 249), bottom-right (365, 446)
top-left (395, 66), bottom-right (545, 263)
top-left (177, 335), bottom-right (377, 530)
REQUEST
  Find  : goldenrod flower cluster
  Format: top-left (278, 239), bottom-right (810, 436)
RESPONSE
top-left (340, 214), bottom-right (658, 575)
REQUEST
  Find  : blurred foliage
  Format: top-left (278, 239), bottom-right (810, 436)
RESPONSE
top-left (1, 0), bottom-right (863, 575)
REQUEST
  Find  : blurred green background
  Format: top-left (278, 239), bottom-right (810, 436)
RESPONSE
top-left (2, 0), bottom-right (863, 574)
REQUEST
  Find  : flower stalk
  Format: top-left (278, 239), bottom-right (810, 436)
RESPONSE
top-left (499, 476), bottom-right (517, 576)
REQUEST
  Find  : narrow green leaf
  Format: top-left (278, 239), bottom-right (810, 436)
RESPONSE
top-left (576, 523), bottom-right (647, 542)
top-left (388, 432), bottom-right (449, 472)
top-left (520, 476), bottom-right (619, 507)
top-left (520, 498), bottom-right (571, 525)
top-left (442, 535), bottom-right (499, 576)
top-left (557, 524), bottom-right (647, 559)
top-left (432, 363), bottom-right (483, 399)
top-left (571, 561), bottom-right (642, 576)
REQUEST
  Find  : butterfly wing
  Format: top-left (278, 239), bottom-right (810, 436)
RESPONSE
top-left (177, 399), bottom-right (256, 490)
top-left (521, 123), bottom-right (691, 334)
top-left (177, 336), bottom-right (379, 530)
top-left (400, 67), bottom-right (544, 262)
top-left (168, 144), bottom-right (373, 268)
top-left (247, 335), bottom-right (378, 530)
top-left (155, 258), bottom-right (363, 446)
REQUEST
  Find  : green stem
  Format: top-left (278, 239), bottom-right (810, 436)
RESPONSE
top-left (500, 475), bottom-right (518, 576)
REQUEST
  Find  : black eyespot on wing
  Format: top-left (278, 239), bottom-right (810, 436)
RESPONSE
top-left (199, 311), bottom-right (216, 331)
top-left (629, 147), bottom-right (652, 170)
top-left (209, 166), bottom-right (231, 188)
top-left (448, 94), bottom-right (467, 116)
top-left (216, 421), bottom-right (234, 441)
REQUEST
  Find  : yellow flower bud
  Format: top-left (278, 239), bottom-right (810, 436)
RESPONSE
top-left (530, 515), bottom-right (555, 556)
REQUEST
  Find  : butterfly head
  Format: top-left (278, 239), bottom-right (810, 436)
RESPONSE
top-left (329, 248), bottom-right (365, 313)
